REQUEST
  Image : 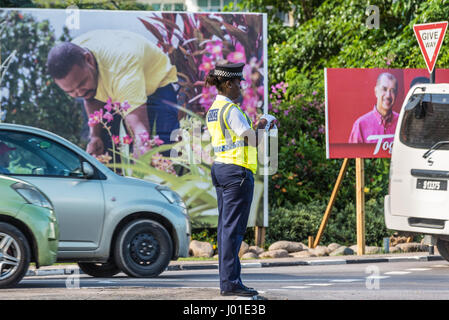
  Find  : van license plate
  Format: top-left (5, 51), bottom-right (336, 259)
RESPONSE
top-left (416, 179), bottom-right (447, 191)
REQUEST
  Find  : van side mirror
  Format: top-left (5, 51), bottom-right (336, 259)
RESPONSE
top-left (82, 162), bottom-right (94, 178)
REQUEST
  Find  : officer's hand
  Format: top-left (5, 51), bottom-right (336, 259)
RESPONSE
top-left (86, 136), bottom-right (104, 156)
top-left (257, 118), bottom-right (268, 130)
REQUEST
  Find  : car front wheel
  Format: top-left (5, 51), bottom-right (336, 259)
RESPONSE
top-left (0, 223), bottom-right (31, 288)
top-left (114, 219), bottom-right (173, 278)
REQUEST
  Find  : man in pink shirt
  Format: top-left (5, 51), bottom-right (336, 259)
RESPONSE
top-left (348, 72), bottom-right (399, 143)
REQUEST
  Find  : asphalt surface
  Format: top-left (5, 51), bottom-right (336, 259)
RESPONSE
top-left (25, 251), bottom-right (445, 277)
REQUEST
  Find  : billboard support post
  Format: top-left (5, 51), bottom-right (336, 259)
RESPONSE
top-left (312, 158), bottom-right (349, 249)
top-left (355, 158), bottom-right (366, 255)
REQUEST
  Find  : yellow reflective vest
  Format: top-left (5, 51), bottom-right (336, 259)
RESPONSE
top-left (206, 99), bottom-right (257, 174)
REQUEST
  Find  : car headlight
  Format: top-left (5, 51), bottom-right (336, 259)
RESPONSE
top-left (156, 186), bottom-right (187, 210)
top-left (11, 182), bottom-right (53, 210)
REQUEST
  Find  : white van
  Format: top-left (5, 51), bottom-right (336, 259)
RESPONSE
top-left (385, 83), bottom-right (449, 261)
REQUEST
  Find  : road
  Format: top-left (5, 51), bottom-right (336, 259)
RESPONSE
top-left (2, 259), bottom-right (449, 300)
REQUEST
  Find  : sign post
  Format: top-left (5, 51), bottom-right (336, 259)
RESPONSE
top-left (413, 21), bottom-right (448, 83)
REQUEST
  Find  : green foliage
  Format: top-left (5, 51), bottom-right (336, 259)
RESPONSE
top-left (0, 10), bottom-right (86, 146)
top-left (266, 198), bottom-right (391, 247)
top-left (31, 0), bottom-right (153, 10)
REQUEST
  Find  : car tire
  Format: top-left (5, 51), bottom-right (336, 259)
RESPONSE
top-left (0, 222), bottom-right (31, 288)
top-left (78, 261), bottom-right (121, 278)
top-left (114, 219), bottom-right (173, 278)
top-left (436, 238), bottom-right (449, 261)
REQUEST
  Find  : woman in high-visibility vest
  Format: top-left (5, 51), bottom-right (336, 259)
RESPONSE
top-left (205, 62), bottom-right (275, 297)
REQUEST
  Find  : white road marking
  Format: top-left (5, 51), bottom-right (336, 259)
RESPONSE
top-left (367, 275), bottom-right (390, 280)
top-left (384, 271), bottom-right (411, 275)
top-left (282, 286), bottom-right (311, 289)
top-left (305, 283), bottom-right (333, 287)
top-left (330, 279), bottom-right (362, 283)
top-left (405, 268), bottom-right (431, 271)
top-left (431, 264), bottom-right (449, 268)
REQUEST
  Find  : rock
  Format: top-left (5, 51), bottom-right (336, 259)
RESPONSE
top-left (308, 245), bottom-right (329, 257)
top-left (349, 245), bottom-right (381, 254)
top-left (268, 241), bottom-right (304, 253)
top-left (290, 250), bottom-right (316, 258)
top-left (365, 246), bottom-right (382, 254)
top-left (388, 246), bottom-right (402, 254)
top-left (241, 252), bottom-right (258, 259)
top-left (239, 241), bottom-right (249, 258)
top-left (396, 242), bottom-right (428, 252)
top-left (259, 249), bottom-right (290, 259)
top-left (248, 246), bottom-right (265, 255)
top-left (390, 235), bottom-right (411, 246)
top-left (329, 246), bottom-right (354, 256)
top-left (189, 240), bottom-right (214, 258)
top-left (327, 243), bottom-right (341, 252)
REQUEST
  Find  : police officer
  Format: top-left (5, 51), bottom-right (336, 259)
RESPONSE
top-left (205, 62), bottom-right (274, 297)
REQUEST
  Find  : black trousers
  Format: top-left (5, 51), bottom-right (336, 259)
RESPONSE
top-left (211, 162), bottom-right (254, 291)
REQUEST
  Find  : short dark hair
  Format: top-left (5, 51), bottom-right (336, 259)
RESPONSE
top-left (376, 72), bottom-right (398, 92)
top-left (46, 42), bottom-right (86, 79)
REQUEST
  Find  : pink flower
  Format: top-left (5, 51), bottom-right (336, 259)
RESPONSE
top-left (200, 85), bottom-right (217, 110)
top-left (121, 101), bottom-right (131, 112)
top-left (112, 135), bottom-right (120, 145)
top-left (88, 110), bottom-right (103, 127)
top-left (257, 86), bottom-right (264, 97)
top-left (113, 102), bottom-right (121, 111)
top-left (103, 112), bottom-right (114, 123)
top-left (312, 91), bottom-right (318, 96)
top-left (242, 65), bottom-right (252, 85)
top-left (104, 98), bottom-right (113, 112)
top-left (226, 42), bottom-right (246, 63)
top-left (199, 55), bottom-right (214, 73)
top-left (153, 135), bottom-right (164, 146)
top-left (123, 135), bottom-right (133, 145)
top-left (284, 110), bottom-right (289, 116)
top-left (273, 108), bottom-right (279, 113)
top-left (205, 40), bottom-right (223, 59)
top-left (139, 131), bottom-right (150, 143)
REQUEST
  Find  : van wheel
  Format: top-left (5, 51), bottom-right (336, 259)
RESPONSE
top-left (114, 220), bottom-right (173, 278)
top-left (436, 238), bottom-right (449, 261)
top-left (0, 223), bottom-right (31, 288)
top-left (78, 261), bottom-right (121, 278)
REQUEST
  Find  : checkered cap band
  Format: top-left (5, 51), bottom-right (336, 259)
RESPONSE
top-left (213, 69), bottom-right (243, 78)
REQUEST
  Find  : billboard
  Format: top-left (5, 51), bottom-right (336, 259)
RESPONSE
top-left (0, 8), bottom-right (268, 228)
top-left (325, 68), bottom-right (449, 159)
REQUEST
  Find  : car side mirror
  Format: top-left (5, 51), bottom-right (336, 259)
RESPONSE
top-left (82, 162), bottom-right (94, 178)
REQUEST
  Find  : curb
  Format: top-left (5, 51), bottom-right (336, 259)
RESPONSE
top-left (26, 254), bottom-right (445, 277)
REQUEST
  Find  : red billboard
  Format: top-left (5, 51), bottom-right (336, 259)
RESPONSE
top-left (325, 68), bottom-right (449, 159)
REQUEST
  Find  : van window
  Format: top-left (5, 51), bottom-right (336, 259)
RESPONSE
top-left (400, 93), bottom-right (449, 150)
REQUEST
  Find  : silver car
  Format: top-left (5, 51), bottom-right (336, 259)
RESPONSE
top-left (0, 123), bottom-right (190, 277)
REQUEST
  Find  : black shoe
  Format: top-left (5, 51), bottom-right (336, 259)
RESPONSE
top-left (220, 287), bottom-right (259, 297)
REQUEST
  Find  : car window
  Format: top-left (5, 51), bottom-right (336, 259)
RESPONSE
top-left (0, 130), bottom-right (84, 178)
top-left (400, 93), bottom-right (449, 150)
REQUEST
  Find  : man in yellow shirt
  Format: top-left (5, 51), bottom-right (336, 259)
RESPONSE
top-left (46, 29), bottom-right (179, 158)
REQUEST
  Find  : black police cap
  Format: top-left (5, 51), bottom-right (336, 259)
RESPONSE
top-left (212, 62), bottom-right (245, 80)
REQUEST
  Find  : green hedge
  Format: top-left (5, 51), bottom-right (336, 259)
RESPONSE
top-left (266, 198), bottom-right (391, 247)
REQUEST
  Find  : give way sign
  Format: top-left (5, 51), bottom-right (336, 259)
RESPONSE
top-left (413, 21), bottom-right (448, 74)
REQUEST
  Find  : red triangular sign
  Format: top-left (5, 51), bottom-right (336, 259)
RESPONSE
top-left (413, 21), bottom-right (448, 74)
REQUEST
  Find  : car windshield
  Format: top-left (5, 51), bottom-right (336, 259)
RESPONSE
top-left (0, 131), bottom-right (83, 177)
top-left (400, 93), bottom-right (449, 150)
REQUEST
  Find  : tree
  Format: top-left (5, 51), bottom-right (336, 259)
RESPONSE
top-left (0, 10), bottom-right (86, 145)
